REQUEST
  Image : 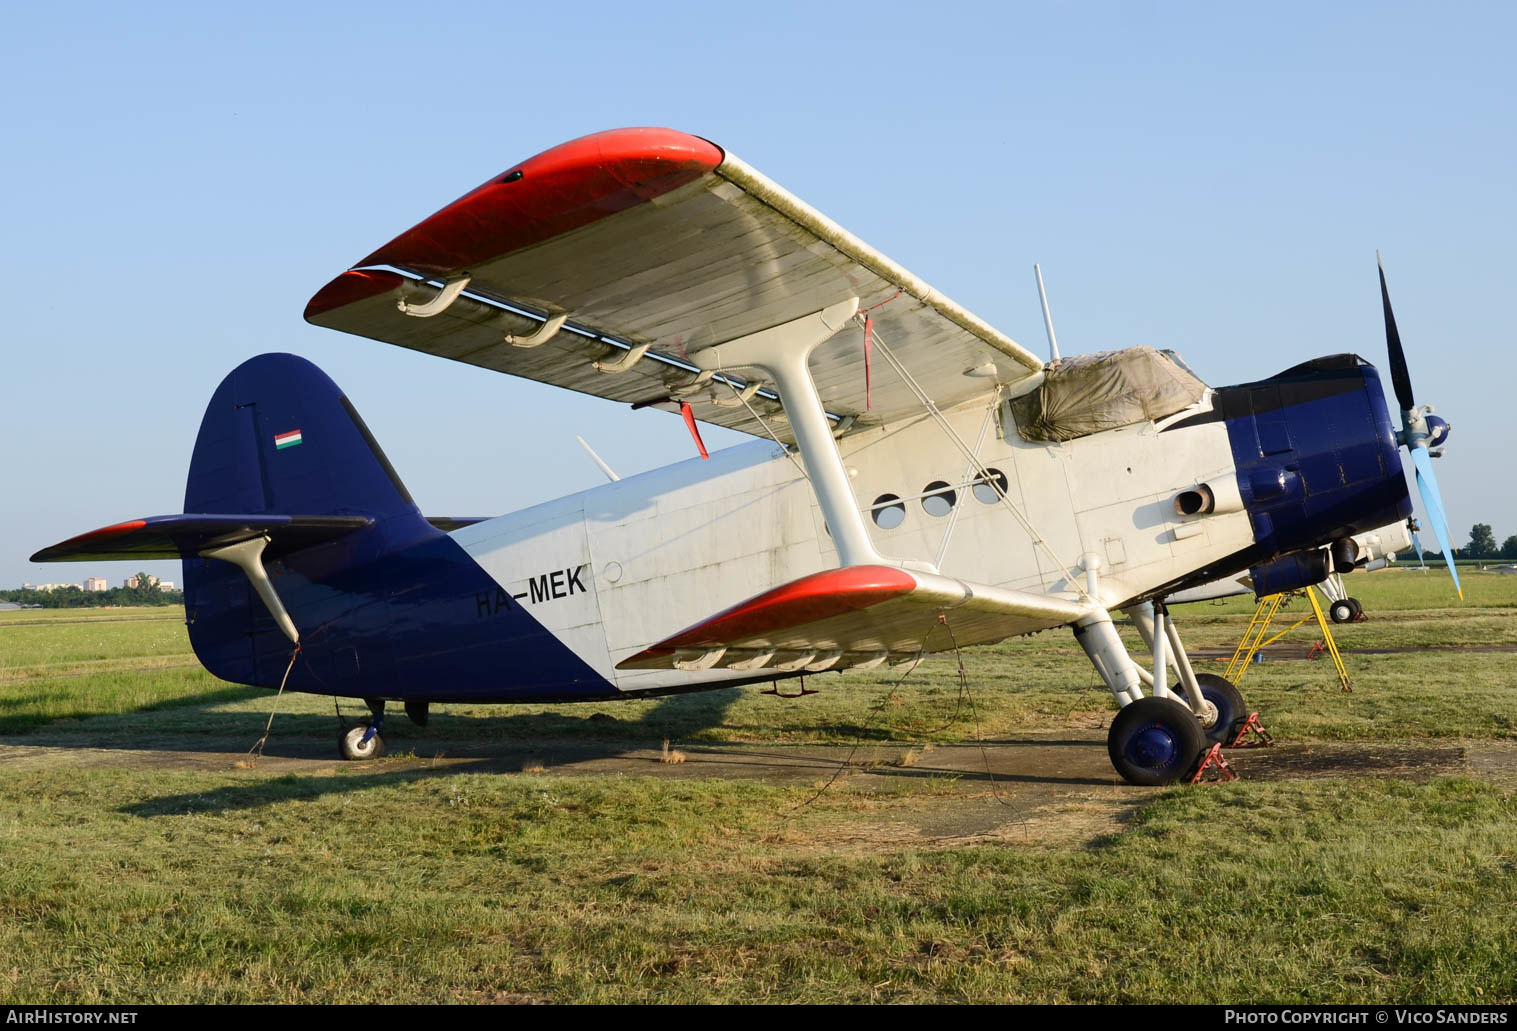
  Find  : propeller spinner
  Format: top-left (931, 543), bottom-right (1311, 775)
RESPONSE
top-left (1379, 254), bottom-right (1461, 599)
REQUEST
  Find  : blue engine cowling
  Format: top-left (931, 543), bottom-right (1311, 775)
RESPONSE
top-left (1152, 354), bottom-right (1413, 602)
top-left (1219, 355), bottom-right (1412, 561)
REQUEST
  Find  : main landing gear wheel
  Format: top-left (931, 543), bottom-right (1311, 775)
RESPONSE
top-left (1329, 598), bottom-right (1362, 624)
top-left (1107, 696), bottom-right (1207, 786)
top-left (340, 724), bottom-right (386, 761)
top-left (1183, 673), bottom-right (1249, 744)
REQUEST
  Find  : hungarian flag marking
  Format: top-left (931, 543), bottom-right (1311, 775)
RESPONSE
top-left (274, 429), bottom-right (303, 450)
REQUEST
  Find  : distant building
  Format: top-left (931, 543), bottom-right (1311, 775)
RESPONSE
top-left (84, 577), bottom-right (109, 592)
top-left (34, 583), bottom-right (77, 592)
top-left (158, 581), bottom-right (175, 591)
top-left (124, 574), bottom-right (161, 589)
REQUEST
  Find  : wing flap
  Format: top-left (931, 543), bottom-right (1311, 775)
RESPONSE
top-left (31, 514), bottom-right (373, 563)
top-left (616, 565), bottom-right (1090, 671)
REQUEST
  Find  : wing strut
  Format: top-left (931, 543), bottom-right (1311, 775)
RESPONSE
top-left (200, 536), bottom-right (300, 645)
top-left (691, 298), bottom-right (879, 566)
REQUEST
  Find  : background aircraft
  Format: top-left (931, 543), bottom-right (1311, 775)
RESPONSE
top-left (34, 129), bottom-right (1461, 785)
top-left (1168, 519), bottom-right (1414, 623)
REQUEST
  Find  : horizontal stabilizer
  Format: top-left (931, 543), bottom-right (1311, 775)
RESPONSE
top-left (425, 516), bottom-right (490, 532)
top-left (617, 565), bottom-right (1090, 672)
top-left (31, 514), bottom-right (373, 563)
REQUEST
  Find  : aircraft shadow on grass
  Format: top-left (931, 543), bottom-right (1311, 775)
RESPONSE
top-left (11, 681), bottom-right (1115, 817)
top-left (120, 754), bottom-right (1111, 819)
top-left (11, 682), bottom-right (744, 753)
top-left (0, 683), bottom-right (267, 735)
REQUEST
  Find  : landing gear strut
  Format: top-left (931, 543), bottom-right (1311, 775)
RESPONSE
top-left (1074, 571), bottom-right (1245, 784)
top-left (1127, 599), bottom-right (1253, 746)
top-left (339, 698), bottom-right (387, 760)
top-left (1075, 605), bottom-right (1209, 785)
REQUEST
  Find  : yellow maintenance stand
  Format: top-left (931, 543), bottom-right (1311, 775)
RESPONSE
top-left (1223, 586), bottom-right (1353, 692)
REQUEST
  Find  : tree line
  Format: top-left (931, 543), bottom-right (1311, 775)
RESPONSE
top-left (1455, 524), bottom-right (1517, 561)
top-left (2, 572), bottom-right (183, 609)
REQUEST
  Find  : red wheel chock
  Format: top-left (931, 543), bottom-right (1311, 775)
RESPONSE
top-left (1306, 641), bottom-right (1327, 660)
top-left (1230, 712), bottom-right (1275, 748)
top-left (1189, 744), bottom-right (1238, 784)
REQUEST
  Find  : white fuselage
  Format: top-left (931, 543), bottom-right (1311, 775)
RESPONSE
top-left (451, 391), bottom-right (1254, 693)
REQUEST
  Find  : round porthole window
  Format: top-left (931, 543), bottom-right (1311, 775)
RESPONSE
top-left (921, 481), bottom-right (956, 517)
top-left (871, 494), bottom-right (906, 530)
top-left (972, 468), bottom-right (1009, 505)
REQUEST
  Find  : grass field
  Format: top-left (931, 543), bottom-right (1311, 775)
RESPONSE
top-left (1, 570), bottom-right (1514, 1003)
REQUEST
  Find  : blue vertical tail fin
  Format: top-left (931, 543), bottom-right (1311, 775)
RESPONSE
top-left (184, 352), bottom-right (420, 522)
top-left (183, 353), bottom-right (436, 687)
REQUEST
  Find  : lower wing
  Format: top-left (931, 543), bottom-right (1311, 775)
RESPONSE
top-left (616, 565), bottom-right (1090, 673)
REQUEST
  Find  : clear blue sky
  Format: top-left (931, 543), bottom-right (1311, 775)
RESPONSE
top-left (4, 1), bottom-right (1512, 588)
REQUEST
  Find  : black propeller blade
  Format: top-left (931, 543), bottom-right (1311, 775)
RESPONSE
top-left (1378, 251), bottom-right (1416, 412)
top-left (1378, 253), bottom-right (1462, 599)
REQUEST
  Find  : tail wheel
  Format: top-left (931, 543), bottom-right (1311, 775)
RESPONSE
top-left (340, 725), bottom-right (386, 761)
top-left (1107, 696), bottom-right (1206, 786)
top-left (1329, 598), bottom-right (1356, 624)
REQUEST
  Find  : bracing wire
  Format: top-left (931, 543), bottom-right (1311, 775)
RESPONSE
top-left (786, 621), bottom-right (937, 813)
top-left (861, 317), bottom-right (1087, 599)
top-left (786, 614), bottom-right (1021, 811)
top-left (723, 377), bottom-right (813, 483)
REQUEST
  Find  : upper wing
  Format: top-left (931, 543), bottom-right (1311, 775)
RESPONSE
top-left (304, 128), bottom-right (1043, 442)
top-left (615, 564), bottom-right (1090, 672)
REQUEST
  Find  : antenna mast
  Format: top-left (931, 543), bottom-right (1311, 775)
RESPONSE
top-left (575, 435), bottom-right (620, 482)
top-left (1034, 263), bottom-right (1061, 364)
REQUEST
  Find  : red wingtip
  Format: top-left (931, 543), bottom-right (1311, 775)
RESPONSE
top-left (617, 565), bottom-right (919, 666)
top-left (77, 519), bottom-right (148, 541)
top-left (355, 128), bottom-right (724, 277)
top-left (30, 519), bottom-right (148, 562)
top-left (304, 268), bottom-right (407, 321)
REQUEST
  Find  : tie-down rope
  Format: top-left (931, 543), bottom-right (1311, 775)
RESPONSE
top-left (246, 644), bottom-right (301, 766)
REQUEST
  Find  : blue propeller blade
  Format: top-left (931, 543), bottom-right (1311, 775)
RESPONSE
top-left (1410, 446), bottom-right (1462, 600)
top-left (1410, 529), bottom-right (1427, 569)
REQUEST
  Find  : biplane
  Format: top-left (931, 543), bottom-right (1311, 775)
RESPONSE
top-left (33, 127), bottom-right (1460, 784)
